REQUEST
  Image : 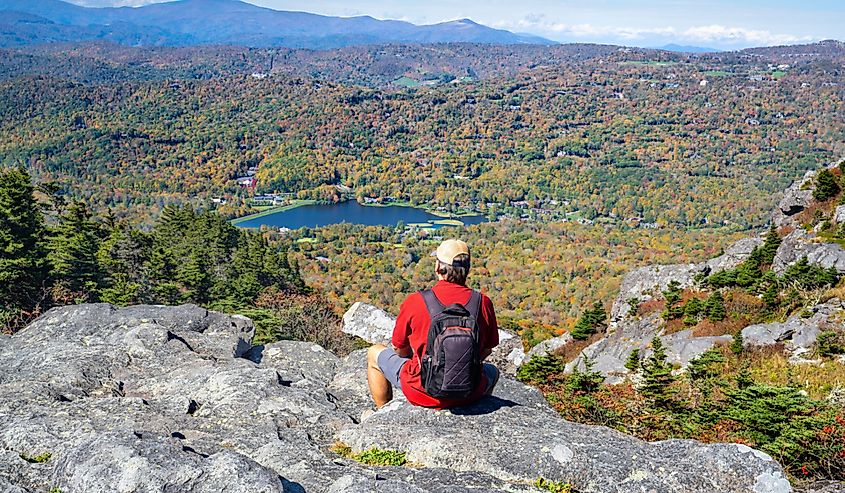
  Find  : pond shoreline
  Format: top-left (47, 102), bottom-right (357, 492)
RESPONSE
top-left (231, 198), bottom-right (484, 228)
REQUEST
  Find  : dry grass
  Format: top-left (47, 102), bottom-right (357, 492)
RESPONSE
top-left (719, 345), bottom-right (845, 399)
top-left (795, 196), bottom-right (840, 229)
top-left (637, 298), bottom-right (665, 317)
top-left (553, 332), bottom-right (604, 363)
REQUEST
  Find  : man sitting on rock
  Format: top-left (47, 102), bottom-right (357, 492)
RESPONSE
top-left (367, 239), bottom-right (500, 409)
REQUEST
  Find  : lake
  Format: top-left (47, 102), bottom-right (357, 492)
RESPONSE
top-left (234, 200), bottom-right (488, 230)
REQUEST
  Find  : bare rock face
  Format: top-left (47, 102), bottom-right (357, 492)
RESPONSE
top-left (773, 229), bottom-right (845, 274)
top-left (526, 332), bottom-right (573, 359)
top-left (0, 303), bottom-right (794, 493)
top-left (742, 299), bottom-right (845, 360)
top-left (705, 237), bottom-right (764, 273)
top-left (342, 302), bottom-right (394, 345)
top-left (772, 170), bottom-right (816, 227)
top-left (610, 263), bottom-right (706, 327)
top-left (339, 385), bottom-right (791, 493)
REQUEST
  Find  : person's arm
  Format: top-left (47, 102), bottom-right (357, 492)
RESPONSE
top-left (391, 296), bottom-right (415, 358)
top-left (479, 295), bottom-right (499, 361)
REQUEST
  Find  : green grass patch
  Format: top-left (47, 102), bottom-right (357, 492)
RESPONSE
top-left (703, 70), bottom-right (731, 77)
top-left (535, 477), bottom-right (575, 493)
top-left (295, 237), bottom-right (318, 244)
top-left (20, 451), bottom-right (52, 463)
top-left (331, 443), bottom-right (408, 466)
top-left (393, 76), bottom-right (421, 88)
top-left (771, 71), bottom-right (787, 79)
top-left (230, 199), bottom-right (317, 226)
top-left (432, 219), bottom-right (465, 227)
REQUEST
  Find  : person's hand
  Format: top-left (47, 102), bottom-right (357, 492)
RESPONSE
top-left (393, 344), bottom-right (413, 358)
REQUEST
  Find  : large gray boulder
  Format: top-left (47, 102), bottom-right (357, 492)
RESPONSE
top-left (742, 299), bottom-right (845, 360)
top-left (773, 229), bottom-right (845, 274)
top-left (339, 379), bottom-right (790, 493)
top-left (773, 170), bottom-right (816, 227)
top-left (342, 302), bottom-right (394, 345)
top-left (526, 332), bottom-right (573, 360)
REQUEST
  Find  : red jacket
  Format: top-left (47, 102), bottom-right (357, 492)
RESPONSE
top-left (392, 280), bottom-right (499, 408)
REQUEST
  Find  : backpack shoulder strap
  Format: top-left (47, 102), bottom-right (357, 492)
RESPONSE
top-left (420, 289), bottom-right (445, 320)
top-left (465, 290), bottom-right (483, 319)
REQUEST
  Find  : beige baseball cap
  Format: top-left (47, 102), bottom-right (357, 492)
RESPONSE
top-left (432, 239), bottom-right (471, 267)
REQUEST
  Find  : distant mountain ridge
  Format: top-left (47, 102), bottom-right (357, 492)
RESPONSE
top-left (0, 0), bottom-right (556, 48)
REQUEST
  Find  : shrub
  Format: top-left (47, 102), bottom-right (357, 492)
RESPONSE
top-left (330, 443), bottom-right (408, 467)
top-left (782, 257), bottom-right (840, 291)
top-left (517, 355), bottom-right (565, 385)
top-left (813, 169), bottom-right (841, 202)
top-left (353, 448), bottom-right (407, 467)
top-left (20, 451), bottom-right (52, 463)
top-left (731, 330), bottom-right (744, 355)
top-left (571, 301), bottom-right (606, 340)
top-left (567, 355), bottom-right (604, 393)
top-left (817, 331), bottom-right (845, 357)
top-left (534, 477), bottom-right (574, 493)
top-left (624, 348), bottom-right (641, 371)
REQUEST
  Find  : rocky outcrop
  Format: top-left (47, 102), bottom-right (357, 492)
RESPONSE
top-left (772, 229), bottom-right (845, 274)
top-left (525, 332), bottom-right (573, 359)
top-left (773, 170), bottom-right (816, 227)
top-left (0, 303), bottom-right (792, 492)
top-left (742, 298), bottom-right (844, 361)
top-left (342, 301), bottom-right (526, 375)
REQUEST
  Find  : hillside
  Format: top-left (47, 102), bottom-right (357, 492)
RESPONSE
top-left (4, 163), bottom-right (845, 491)
top-left (0, 0), bottom-right (554, 48)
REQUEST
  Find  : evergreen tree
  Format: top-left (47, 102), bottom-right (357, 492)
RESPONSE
top-left (687, 347), bottom-right (725, 397)
top-left (567, 355), bottom-right (604, 393)
top-left (640, 336), bottom-right (677, 409)
top-left (812, 169), bottom-right (841, 201)
top-left (730, 330), bottom-right (744, 355)
top-left (47, 201), bottom-right (104, 301)
top-left (0, 168), bottom-right (47, 330)
top-left (662, 280), bottom-right (685, 319)
top-left (704, 290), bottom-right (727, 322)
top-left (624, 348), bottom-right (641, 371)
top-left (760, 224), bottom-right (781, 266)
top-left (762, 282), bottom-right (779, 309)
top-left (571, 301), bottom-right (606, 340)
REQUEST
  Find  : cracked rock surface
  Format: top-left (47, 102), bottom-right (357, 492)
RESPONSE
top-left (1, 303), bottom-right (794, 492)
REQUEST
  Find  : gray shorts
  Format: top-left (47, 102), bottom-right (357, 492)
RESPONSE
top-left (377, 347), bottom-right (500, 395)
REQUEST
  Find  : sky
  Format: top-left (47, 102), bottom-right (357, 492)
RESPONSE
top-left (65, 0), bottom-right (844, 50)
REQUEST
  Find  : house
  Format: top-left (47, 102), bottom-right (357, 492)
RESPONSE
top-left (236, 177), bottom-right (256, 188)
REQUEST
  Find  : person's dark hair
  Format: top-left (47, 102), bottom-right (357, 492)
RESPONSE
top-left (437, 254), bottom-right (470, 285)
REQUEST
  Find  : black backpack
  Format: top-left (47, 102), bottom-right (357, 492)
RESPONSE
top-left (419, 289), bottom-right (483, 399)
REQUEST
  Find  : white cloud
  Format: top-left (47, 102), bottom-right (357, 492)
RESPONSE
top-left (494, 15), bottom-right (815, 47)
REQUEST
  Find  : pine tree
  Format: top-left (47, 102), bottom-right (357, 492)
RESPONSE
top-left (567, 355), bottom-right (604, 393)
top-left (640, 336), bottom-right (677, 410)
top-left (662, 280), bottom-right (685, 319)
top-left (0, 168), bottom-right (47, 330)
top-left (760, 224), bottom-right (781, 267)
top-left (624, 348), bottom-right (641, 371)
top-left (812, 169), bottom-right (841, 201)
top-left (730, 330), bottom-right (744, 355)
top-left (705, 290), bottom-right (727, 322)
top-left (47, 202), bottom-right (105, 300)
top-left (571, 301), bottom-right (606, 340)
